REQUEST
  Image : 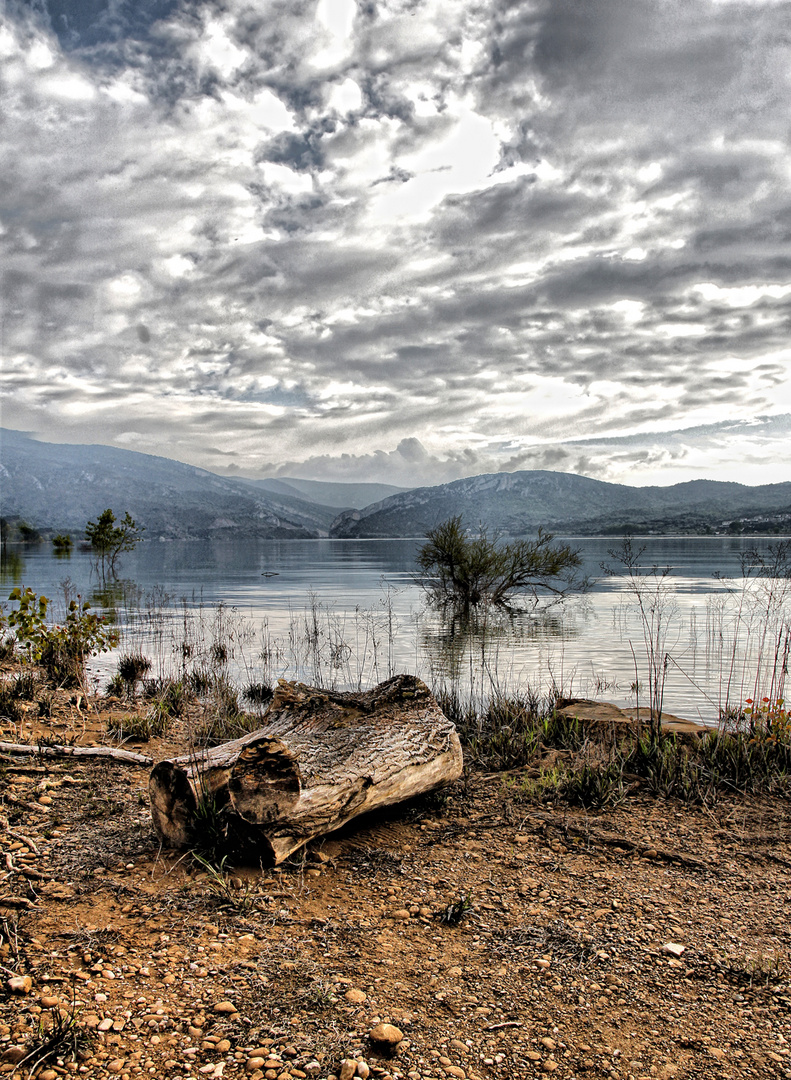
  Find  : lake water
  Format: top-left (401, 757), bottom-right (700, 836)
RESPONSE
top-left (2, 535), bottom-right (788, 724)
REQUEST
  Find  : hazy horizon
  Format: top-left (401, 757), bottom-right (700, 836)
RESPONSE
top-left (4, 423), bottom-right (791, 494)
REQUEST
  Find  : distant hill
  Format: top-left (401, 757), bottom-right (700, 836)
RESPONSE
top-left (0, 429), bottom-right (338, 539)
top-left (3, 429), bottom-right (788, 543)
top-left (329, 471), bottom-right (791, 538)
top-left (244, 477), bottom-right (409, 509)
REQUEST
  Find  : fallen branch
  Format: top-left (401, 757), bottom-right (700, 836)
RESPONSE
top-left (0, 742), bottom-right (152, 766)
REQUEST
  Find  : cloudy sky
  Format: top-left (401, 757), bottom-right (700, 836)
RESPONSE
top-left (2, 0), bottom-right (791, 489)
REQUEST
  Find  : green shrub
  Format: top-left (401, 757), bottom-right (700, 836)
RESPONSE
top-left (2, 587), bottom-right (118, 688)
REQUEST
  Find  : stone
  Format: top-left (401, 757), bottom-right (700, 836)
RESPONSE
top-left (662, 943), bottom-right (685, 958)
top-left (213, 1001), bottom-right (238, 1014)
top-left (369, 1023), bottom-right (404, 1050)
top-left (542, 1062), bottom-right (558, 1074)
top-left (1, 1047), bottom-right (26, 1064)
top-left (340, 1060), bottom-right (357, 1080)
top-left (248, 1060), bottom-right (267, 1074)
top-left (6, 976), bottom-right (32, 995)
top-left (356, 1063), bottom-right (370, 1079)
top-left (345, 988), bottom-right (367, 1004)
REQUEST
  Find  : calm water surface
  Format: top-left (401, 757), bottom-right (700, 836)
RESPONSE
top-left (2, 536), bottom-right (787, 724)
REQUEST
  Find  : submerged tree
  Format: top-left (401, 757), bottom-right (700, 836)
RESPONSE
top-left (85, 509), bottom-right (143, 579)
top-left (416, 516), bottom-right (582, 611)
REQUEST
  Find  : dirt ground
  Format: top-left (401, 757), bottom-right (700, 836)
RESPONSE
top-left (2, 681), bottom-right (791, 1080)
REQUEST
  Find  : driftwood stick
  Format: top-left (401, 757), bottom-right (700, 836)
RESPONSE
top-left (0, 742), bottom-right (153, 766)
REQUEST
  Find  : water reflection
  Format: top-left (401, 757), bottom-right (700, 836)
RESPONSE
top-left (0, 547), bottom-right (25, 585)
top-left (422, 603), bottom-right (578, 684)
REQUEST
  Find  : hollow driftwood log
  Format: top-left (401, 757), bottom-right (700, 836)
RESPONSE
top-left (149, 674), bottom-right (463, 863)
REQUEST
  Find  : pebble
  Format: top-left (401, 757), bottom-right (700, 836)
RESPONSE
top-left (369, 1023), bottom-right (404, 1049)
top-left (345, 988), bottom-right (367, 1004)
top-left (6, 976), bottom-right (32, 995)
top-left (213, 1001), bottom-right (238, 1014)
top-left (340, 1060), bottom-right (357, 1080)
top-left (662, 942), bottom-right (685, 958)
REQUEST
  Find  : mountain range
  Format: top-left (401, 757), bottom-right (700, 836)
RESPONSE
top-left (330, 471), bottom-right (791, 537)
top-left (0, 429), bottom-right (338, 540)
top-left (2, 428), bottom-right (789, 540)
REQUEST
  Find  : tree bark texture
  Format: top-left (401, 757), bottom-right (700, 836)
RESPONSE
top-left (149, 674), bottom-right (464, 864)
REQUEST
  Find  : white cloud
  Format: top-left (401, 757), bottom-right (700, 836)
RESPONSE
top-left (328, 77), bottom-right (363, 115)
top-left (312, 0), bottom-right (357, 68)
top-left (692, 282), bottom-right (791, 306)
top-left (198, 18), bottom-right (247, 78)
top-left (2, 0), bottom-right (791, 488)
top-left (42, 72), bottom-right (95, 100)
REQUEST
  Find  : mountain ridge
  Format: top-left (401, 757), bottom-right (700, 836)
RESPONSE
top-left (329, 470), bottom-right (791, 538)
top-left (0, 429), bottom-right (337, 539)
top-left (2, 429), bottom-right (789, 541)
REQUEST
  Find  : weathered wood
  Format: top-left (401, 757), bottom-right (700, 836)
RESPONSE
top-left (0, 742), bottom-right (153, 765)
top-left (149, 674), bottom-right (464, 863)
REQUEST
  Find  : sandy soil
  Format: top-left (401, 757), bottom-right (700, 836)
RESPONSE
top-left (2, 681), bottom-right (791, 1080)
